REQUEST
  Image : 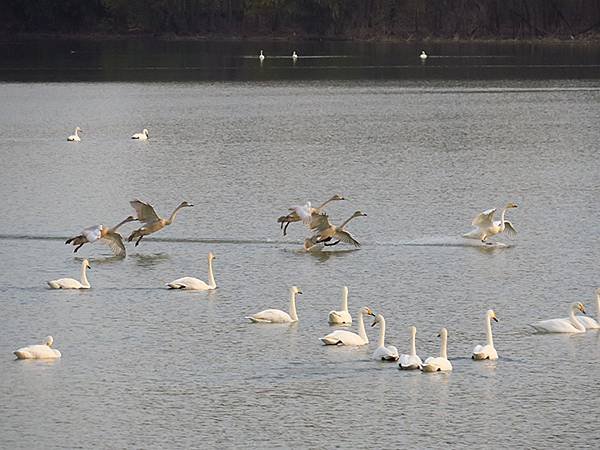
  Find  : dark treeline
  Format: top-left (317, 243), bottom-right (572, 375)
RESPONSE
top-left (4, 0), bottom-right (600, 40)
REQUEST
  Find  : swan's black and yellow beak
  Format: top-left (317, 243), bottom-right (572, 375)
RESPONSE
top-left (493, 317), bottom-right (499, 322)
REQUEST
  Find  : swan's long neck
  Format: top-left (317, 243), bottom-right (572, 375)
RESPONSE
top-left (440, 332), bottom-right (448, 359)
top-left (485, 315), bottom-right (494, 348)
top-left (339, 214), bottom-right (358, 229)
top-left (80, 263), bottom-right (90, 287)
top-left (74, 128), bottom-right (79, 137)
top-left (377, 317), bottom-right (386, 348)
top-left (111, 217), bottom-right (132, 231)
top-left (207, 257), bottom-right (216, 289)
top-left (166, 205), bottom-right (184, 225)
top-left (341, 287), bottom-right (348, 312)
top-left (595, 293), bottom-right (600, 321)
top-left (289, 291), bottom-right (298, 321)
top-left (569, 307), bottom-right (585, 331)
top-left (410, 329), bottom-right (417, 356)
top-left (358, 310), bottom-right (368, 343)
top-left (316, 197), bottom-right (335, 211)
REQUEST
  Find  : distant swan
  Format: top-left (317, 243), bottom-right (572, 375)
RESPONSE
top-left (371, 314), bottom-right (399, 361)
top-left (132, 129), bottom-right (149, 140)
top-left (14, 336), bottom-right (61, 359)
top-left (422, 328), bottom-right (453, 372)
top-left (531, 302), bottom-right (587, 333)
top-left (47, 259), bottom-right (91, 289)
top-left (127, 199), bottom-right (193, 246)
top-left (259, 50), bottom-right (265, 62)
top-left (65, 216), bottom-right (136, 256)
top-left (246, 286), bottom-right (302, 323)
top-left (463, 203), bottom-right (518, 243)
top-left (328, 286), bottom-right (352, 325)
top-left (319, 306), bottom-right (375, 346)
top-left (166, 252), bottom-right (217, 290)
top-left (576, 288), bottom-right (600, 329)
top-left (399, 326), bottom-right (423, 370)
top-left (292, 51), bottom-right (298, 61)
top-left (472, 310), bottom-right (499, 360)
top-left (67, 127), bottom-right (82, 142)
top-left (419, 51), bottom-right (428, 60)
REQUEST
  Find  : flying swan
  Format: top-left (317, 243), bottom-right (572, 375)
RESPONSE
top-left (371, 314), bottom-right (399, 361)
top-left (127, 199), bottom-right (193, 246)
top-left (319, 306), bottom-right (375, 346)
top-left (246, 286), bottom-right (302, 323)
top-left (166, 252), bottom-right (217, 290)
top-left (463, 202), bottom-right (518, 243)
top-left (472, 309), bottom-right (499, 360)
top-left (304, 210), bottom-right (367, 250)
top-left (421, 328), bottom-right (453, 372)
top-left (277, 194), bottom-right (345, 236)
top-left (530, 302), bottom-right (587, 333)
top-left (399, 326), bottom-right (423, 370)
top-left (14, 336), bottom-right (61, 359)
top-left (47, 259), bottom-right (91, 289)
top-left (65, 216), bottom-right (136, 256)
top-left (328, 286), bottom-right (352, 325)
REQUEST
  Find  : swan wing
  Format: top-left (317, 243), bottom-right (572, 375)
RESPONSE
top-left (82, 225), bottom-right (102, 242)
top-left (130, 199), bottom-right (160, 224)
top-left (292, 203), bottom-right (313, 225)
top-left (247, 309), bottom-right (291, 323)
top-left (504, 220), bottom-right (517, 237)
top-left (530, 318), bottom-right (582, 333)
top-left (14, 344), bottom-right (61, 359)
top-left (577, 316), bottom-right (600, 329)
top-left (309, 213), bottom-right (332, 233)
top-left (399, 354), bottom-right (422, 369)
top-left (100, 231), bottom-right (126, 256)
top-left (328, 310), bottom-right (352, 324)
top-left (334, 230), bottom-right (361, 247)
top-left (166, 277), bottom-right (210, 290)
top-left (47, 278), bottom-right (82, 289)
top-left (320, 330), bottom-right (365, 346)
top-left (472, 208), bottom-right (496, 228)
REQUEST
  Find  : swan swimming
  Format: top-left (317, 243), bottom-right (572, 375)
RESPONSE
top-left (422, 328), bottom-right (453, 372)
top-left (463, 203), bottom-right (518, 243)
top-left (319, 306), bottom-right (375, 346)
top-left (259, 50), bottom-right (265, 62)
top-left (399, 326), bottom-right (423, 370)
top-left (419, 50), bottom-right (428, 60)
top-left (292, 51), bottom-right (298, 61)
top-left (67, 127), bottom-right (82, 142)
top-left (472, 309), bottom-right (499, 360)
top-left (246, 286), bottom-right (302, 323)
top-left (575, 288), bottom-right (600, 329)
top-left (132, 129), bottom-right (149, 140)
top-left (14, 336), bottom-right (61, 359)
top-left (328, 286), bottom-right (352, 325)
top-left (531, 302), bottom-right (587, 333)
top-left (47, 259), bottom-right (91, 289)
top-left (166, 252), bottom-right (217, 290)
top-left (371, 314), bottom-right (399, 361)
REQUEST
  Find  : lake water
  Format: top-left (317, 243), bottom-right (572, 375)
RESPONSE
top-left (0, 39), bottom-right (599, 448)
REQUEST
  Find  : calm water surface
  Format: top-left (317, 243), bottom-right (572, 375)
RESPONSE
top-left (0, 40), bottom-right (599, 448)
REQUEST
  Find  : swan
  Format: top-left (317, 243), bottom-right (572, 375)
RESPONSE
top-left (47, 259), bottom-right (91, 289)
top-left (328, 286), bottom-right (352, 325)
top-left (246, 286), bottom-right (302, 323)
top-left (132, 129), bottom-right (149, 140)
top-left (399, 326), bottom-right (423, 370)
top-left (292, 51), bottom-right (298, 61)
top-left (575, 288), bottom-right (600, 329)
top-left (421, 328), bottom-right (453, 372)
top-left (166, 252), bottom-right (217, 290)
top-left (371, 314), bottom-right (399, 361)
top-left (319, 306), bottom-right (375, 346)
top-left (127, 199), bottom-right (193, 246)
top-left (65, 216), bottom-right (136, 256)
top-left (259, 50), bottom-right (265, 62)
top-left (472, 310), bottom-right (499, 360)
top-left (14, 336), bottom-right (61, 359)
top-left (531, 302), bottom-right (587, 333)
top-left (67, 127), bottom-right (82, 142)
top-left (463, 203), bottom-right (518, 243)
top-left (277, 194), bottom-right (345, 236)
top-left (419, 50), bottom-right (428, 60)
top-left (305, 210), bottom-right (367, 250)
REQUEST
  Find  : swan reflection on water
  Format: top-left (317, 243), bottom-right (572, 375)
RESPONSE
top-left (131, 252), bottom-right (171, 268)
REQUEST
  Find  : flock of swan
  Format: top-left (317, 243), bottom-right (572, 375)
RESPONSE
top-left (14, 192), bottom-right (600, 371)
top-left (257, 50), bottom-right (426, 64)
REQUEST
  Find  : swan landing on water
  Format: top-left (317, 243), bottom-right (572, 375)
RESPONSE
top-left (463, 203), bottom-right (518, 243)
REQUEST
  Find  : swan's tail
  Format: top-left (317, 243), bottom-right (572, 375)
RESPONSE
top-left (421, 364), bottom-right (439, 372)
top-left (245, 316), bottom-right (270, 323)
top-left (462, 228), bottom-right (483, 240)
top-left (166, 283), bottom-right (185, 289)
top-left (319, 337), bottom-right (342, 345)
top-left (14, 350), bottom-right (30, 359)
top-left (127, 230), bottom-right (141, 242)
top-left (47, 280), bottom-right (60, 289)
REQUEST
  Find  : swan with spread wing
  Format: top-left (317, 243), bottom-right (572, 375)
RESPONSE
top-left (66, 216), bottom-right (136, 256)
top-left (127, 199), bottom-right (193, 246)
top-left (463, 203), bottom-right (518, 243)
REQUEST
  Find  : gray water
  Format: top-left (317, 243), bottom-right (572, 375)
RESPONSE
top-left (1, 40), bottom-right (600, 448)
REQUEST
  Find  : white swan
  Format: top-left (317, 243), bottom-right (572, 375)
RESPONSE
top-left (422, 328), bottom-right (453, 372)
top-left (132, 129), bottom-right (149, 140)
top-left (292, 51), bottom-right (298, 61)
top-left (67, 127), bottom-right (82, 142)
top-left (371, 314), bottom-right (399, 361)
top-left (246, 286), bottom-right (301, 323)
top-left (399, 326), bottom-right (423, 370)
top-left (531, 302), bottom-right (587, 333)
top-left (47, 259), bottom-right (91, 289)
top-left (259, 50), bottom-right (265, 62)
top-left (576, 288), bottom-right (600, 329)
top-left (328, 286), bottom-right (352, 325)
top-left (472, 309), bottom-right (499, 360)
top-left (14, 336), bottom-right (61, 359)
top-left (419, 50), bottom-right (428, 60)
top-left (319, 306), bottom-right (375, 346)
top-left (463, 203), bottom-right (518, 243)
top-left (166, 252), bottom-right (217, 290)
